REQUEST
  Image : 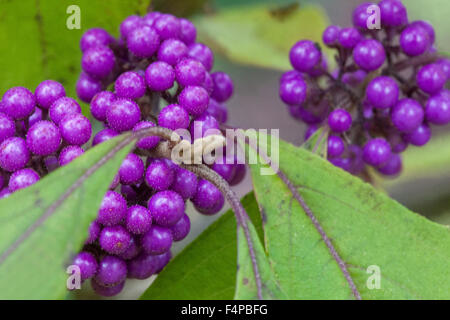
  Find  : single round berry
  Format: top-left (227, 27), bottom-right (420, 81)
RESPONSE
top-left (158, 39), bottom-right (188, 66)
top-left (28, 107), bottom-right (43, 127)
top-left (158, 104), bottom-right (190, 131)
top-left (133, 121), bottom-right (160, 149)
top-left (187, 43), bottom-right (214, 72)
top-left (328, 109), bottom-right (352, 132)
top-left (426, 93), bottom-right (450, 125)
top-left (410, 20), bottom-right (435, 44)
top-left (202, 72), bottom-right (214, 95)
top-left (26, 121), bottom-right (61, 156)
top-left (127, 252), bottom-right (160, 279)
top-left (1, 87), bottom-right (35, 119)
top-left (416, 64), bottom-right (447, 95)
top-left (76, 72), bottom-right (102, 103)
top-left (179, 18), bottom-right (197, 45)
top-left (80, 28), bottom-right (112, 52)
top-left (106, 98), bottom-right (141, 132)
top-left (377, 153), bottom-right (402, 176)
top-left (204, 99), bottom-right (228, 124)
top-left (8, 168), bottom-right (40, 192)
top-left (127, 25), bottom-right (160, 58)
top-left (280, 70), bottom-right (303, 84)
top-left (94, 255), bottom-right (127, 286)
top-left (289, 40), bottom-right (321, 72)
top-left (178, 86), bottom-right (209, 116)
top-left (141, 225), bottom-right (173, 255)
top-left (145, 160), bottom-right (175, 192)
top-left (120, 15), bottom-right (142, 39)
top-left (92, 128), bottom-right (119, 146)
top-left (352, 2), bottom-right (376, 29)
top-left (175, 58), bottom-right (206, 87)
top-left (192, 179), bottom-right (225, 215)
top-left (119, 153), bottom-right (144, 185)
top-left (327, 136), bottom-right (345, 158)
top-left (170, 167), bottom-right (198, 200)
top-left (211, 156), bottom-right (236, 183)
top-left (72, 252), bottom-right (98, 281)
top-left (90, 91), bottom-right (115, 122)
top-left (322, 25), bottom-right (340, 46)
top-left (59, 114), bottom-right (92, 146)
top-left (85, 221), bottom-right (101, 244)
top-left (170, 213), bottom-right (190, 242)
top-left (153, 251), bottom-right (172, 273)
top-left (115, 71), bottom-right (146, 100)
top-left (279, 78), bottom-right (307, 106)
top-left (145, 61), bottom-right (175, 91)
top-left (82, 46), bottom-right (115, 79)
top-left (153, 14), bottom-right (181, 40)
top-left (97, 191), bottom-right (127, 226)
top-left (34, 80), bottom-right (66, 109)
top-left (99, 225), bottom-right (132, 255)
top-left (49, 97), bottom-right (81, 125)
top-left (403, 123), bottom-right (431, 146)
top-left (338, 27), bottom-right (361, 49)
top-left (190, 113), bottom-right (220, 139)
top-left (91, 279), bottom-right (124, 297)
top-left (45, 156), bottom-right (59, 173)
top-left (148, 190), bottom-right (184, 227)
top-left (119, 236), bottom-right (140, 260)
top-left (400, 25), bottom-right (430, 56)
top-left (363, 138), bottom-right (391, 167)
top-left (353, 39), bottom-right (386, 71)
top-left (126, 205), bottom-right (152, 235)
top-left (211, 72), bottom-right (234, 103)
top-left (366, 76), bottom-right (399, 109)
top-left (391, 99), bottom-right (424, 133)
top-left (379, 0), bottom-right (408, 27)
top-left (59, 146), bottom-right (84, 166)
top-left (0, 112), bottom-right (15, 143)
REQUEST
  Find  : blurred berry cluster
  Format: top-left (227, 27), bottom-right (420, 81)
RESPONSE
top-left (279, 0), bottom-right (449, 178)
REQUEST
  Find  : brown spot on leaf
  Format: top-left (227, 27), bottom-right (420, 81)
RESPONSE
top-left (243, 278), bottom-right (249, 285)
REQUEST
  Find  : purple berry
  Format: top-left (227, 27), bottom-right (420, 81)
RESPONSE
top-left (127, 25), bottom-right (160, 58)
top-left (153, 14), bottom-right (181, 40)
top-left (80, 28), bottom-right (112, 52)
top-left (289, 40), bottom-right (321, 72)
top-left (148, 190), bottom-right (184, 227)
top-left (58, 146), bottom-right (84, 166)
top-left (133, 121), bottom-right (160, 149)
top-left (436, 59), bottom-right (450, 80)
top-left (28, 107), bottom-right (43, 128)
top-left (400, 25), bottom-right (430, 56)
top-left (190, 113), bottom-right (220, 139)
top-left (126, 205), bottom-right (152, 235)
top-left (76, 72), bottom-right (102, 103)
top-left (97, 191), bottom-right (127, 226)
top-left (99, 225), bottom-right (132, 255)
top-left (410, 20), bottom-right (435, 44)
top-left (158, 39), bottom-right (188, 66)
top-left (106, 98), bottom-right (141, 132)
top-left (187, 43), bottom-right (214, 72)
top-left (377, 153), bottom-right (402, 176)
top-left (170, 213), bottom-right (190, 241)
top-left (363, 138), bottom-right (391, 166)
top-left (366, 76), bottom-right (399, 109)
top-left (127, 252), bottom-right (159, 279)
top-left (328, 108), bottom-right (352, 132)
top-left (192, 179), bottom-right (224, 215)
top-left (279, 78), bottom-right (307, 106)
top-left (353, 39), bottom-right (386, 71)
top-left (59, 114), bottom-right (92, 146)
top-left (353, 2), bottom-right (376, 29)
top-left (426, 93), bottom-right (450, 125)
top-left (73, 252), bottom-right (98, 281)
top-left (403, 123), bottom-right (431, 146)
top-left (34, 80), bottom-right (66, 109)
top-left (211, 72), bottom-right (234, 103)
top-left (120, 15), bottom-right (142, 39)
top-left (379, 0), bottom-right (408, 27)
top-left (82, 46), bottom-right (115, 79)
top-left (141, 225), bottom-right (173, 255)
top-left (178, 86), bottom-right (209, 116)
top-left (145, 160), bottom-right (175, 192)
top-left (175, 58), bottom-right (206, 87)
top-left (304, 125), bottom-right (318, 141)
top-left (90, 91), bottom-right (115, 122)
top-left (119, 153), bottom-right (144, 185)
top-left (94, 255), bottom-right (127, 286)
top-left (85, 221), bottom-right (101, 244)
top-left (8, 168), bottom-right (40, 192)
top-left (26, 121), bottom-right (61, 156)
top-left (179, 18), bottom-right (197, 45)
top-left (211, 156), bottom-right (236, 183)
top-left (119, 236), bottom-right (140, 260)
top-left (1, 87), bottom-right (35, 119)
top-left (49, 97), bottom-right (81, 125)
top-left (322, 25), bottom-right (340, 46)
top-left (158, 104), bottom-right (190, 131)
top-left (91, 279), bottom-right (124, 297)
top-left (0, 112), bottom-right (15, 143)
top-left (145, 61), bottom-right (175, 91)
top-left (115, 71), bottom-right (146, 100)
top-left (92, 128), bottom-right (118, 146)
top-left (338, 27), bottom-right (361, 49)
top-left (170, 167), bottom-right (198, 200)
top-left (416, 64), bottom-right (447, 95)
top-left (327, 136), bottom-right (345, 158)
top-left (204, 99), bottom-right (228, 124)
top-left (391, 98), bottom-right (424, 133)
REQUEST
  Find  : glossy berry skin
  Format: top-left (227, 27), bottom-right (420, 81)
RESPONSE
top-left (363, 138), bottom-right (391, 167)
top-left (403, 123), bottom-right (431, 146)
top-left (192, 179), bottom-right (224, 215)
top-left (436, 59), bottom-right (450, 80)
top-left (338, 28), bottom-right (361, 49)
top-left (148, 190), bottom-right (184, 227)
top-left (158, 39), bottom-right (188, 66)
top-left (158, 104), bottom-right (190, 131)
top-left (366, 76), bottom-right (399, 109)
top-left (322, 25), bottom-right (340, 46)
top-left (28, 107), bottom-right (43, 128)
top-left (119, 236), bottom-right (140, 260)
top-left (327, 136), bottom-right (345, 158)
top-left (211, 72), bottom-right (233, 103)
top-left (76, 72), bottom-right (102, 103)
top-left (133, 121), bottom-right (160, 149)
top-left (119, 153), bottom-right (144, 185)
top-left (279, 78), bottom-right (307, 106)
top-left (73, 252), bottom-right (98, 281)
top-left (280, 70), bottom-right (303, 84)
top-left (120, 15), bottom-right (142, 39)
top-left (205, 99), bottom-right (227, 124)
top-left (179, 18), bottom-right (197, 45)
top-left (178, 86), bottom-right (209, 116)
top-left (26, 121), bottom-right (61, 156)
top-left (328, 109), bottom-right (352, 133)
top-left (115, 71), bottom-right (146, 100)
top-left (353, 39), bottom-right (386, 71)
top-left (289, 40), bottom-right (320, 72)
top-left (91, 279), bottom-right (124, 297)
top-left (59, 146), bottom-right (84, 166)
top-left (379, 0), bottom-right (408, 27)
top-left (0, 112), bottom-right (15, 143)
top-left (145, 61), bottom-right (175, 91)
top-left (187, 43), bottom-right (214, 72)
top-left (35, 80), bottom-right (66, 109)
top-left (170, 213), bottom-right (190, 241)
top-left (127, 25), bottom-right (160, 58)
top-left (126, 205), bottom-right (152, 235)
top-left (410, 20), bottom-right (435, 44)
top-left (85, 221), bottom-right (101, 244)
top-left (141, 226), bottom-right (173, 255)
top-left (1, 87), bottom-right (35, 119)
top-left (391, 99), bottom-right (424, 133)
top-left (99, 225), bottom-right (132, 255)
top-left (400, 25), bottom-right (430, 57)
top-left (153, 14), bottom-right (180, 40)
top-left (90, 91), bottom-right (115, 122)
top-left (416, 64), bottom-right (447, 95)
top-left (8, 168), bottom-right (40, 192)
top-left (106, 99), bottom-right (141, 132)
top-left (82, 46), bottom-right (115, 79)
top-left (49, 97), bottom-right (81, 125)
top-left (94, 255), bottom-right (127, 286)
top-left (211, 157), bottom-right (236, 183)
top-left (190, 113), bottom-right (220, 139)
top-left (352, 2), bottom-right (375, 29)
top-left (127, 252), bottom-right (160, 279)
top-left (377, 153), bottom-right (402, 176)
top-left (175, 58), bottom-right (206, 87)
top-left (426, 94), bottom-right (450, 125)
top-left (145, 160), bottom-right (175, 191)
top-left (92, 128), bottom-right (118, 146)
top-left (170, 167), bottom-right (198, 200)
top-left (80, 28), bottom-right (112, 52)
top-left (59, 114), bottom-right (92, 146)
top-left (97, 191), bottom-right (127, 226)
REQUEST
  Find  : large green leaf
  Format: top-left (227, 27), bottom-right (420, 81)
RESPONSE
top-left (244, 132), bottom-right (450, 299)
top-left (194, 3), bottom-right (331, 70)
top-left (0, 134), bottom-right (135, 299)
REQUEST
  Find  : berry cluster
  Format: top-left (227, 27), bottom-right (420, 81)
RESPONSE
top-left (72, 12), bottom-right (244, 297)
top-left (279, 0), bottom-right (449, 178)
top-left (0, 81), bottom-right (91, 198)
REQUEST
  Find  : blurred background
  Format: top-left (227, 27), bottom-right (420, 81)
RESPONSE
top-left (0, 0), bottom-right (449, 299)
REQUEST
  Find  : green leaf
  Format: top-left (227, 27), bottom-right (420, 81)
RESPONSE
top-left (0, 134), bottom-right (135, 299)
top-left (244, 132), bottom-right (450, 299)
top-left (0, 0), bottom-right (148, 112)
top-left (194, 3), bottom-right (331, 70)
top-left (301, 127), bottom-right (328, 158)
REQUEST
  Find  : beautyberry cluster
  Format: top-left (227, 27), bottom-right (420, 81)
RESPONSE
top-left (279, 0), bottom-right (449, 178)
top-left (72, 12), bottom-right (244, 297)
top-left (0, 81), bottom-right (91, 198)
